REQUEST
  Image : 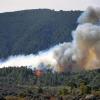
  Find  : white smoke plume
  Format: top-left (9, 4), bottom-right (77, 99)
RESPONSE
top-left (0, 7), bottom-right (100, 72)
top-left (78, 7), bottom-right (100, 24)
top-left (0, 46), bottom-right (58, 70)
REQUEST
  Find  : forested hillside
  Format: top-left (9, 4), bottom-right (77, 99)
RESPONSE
top-left (0, 9), bottom-right (81, 58)
top-left (0, 67), bottom-right (100, 88)
top-left (0, 67), bottom-right (100, 100)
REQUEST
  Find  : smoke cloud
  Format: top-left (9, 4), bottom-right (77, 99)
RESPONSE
top-left (78, 7), bottom-right (100, 24)
top-left (0, 7), bottom-right (100, 72)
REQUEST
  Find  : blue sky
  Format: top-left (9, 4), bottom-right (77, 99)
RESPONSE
top-left (0, 0), bottom-right (100, 13)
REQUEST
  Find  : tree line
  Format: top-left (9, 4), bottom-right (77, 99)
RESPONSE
top-left (0, 67), bottom-right (99, 89)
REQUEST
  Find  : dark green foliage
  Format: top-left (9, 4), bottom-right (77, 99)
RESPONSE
top-left (0, 9), bottom-right (82, 58)
top-left (0, 67), bottom-right (99, 90)
top-left (0, 67), bottom-right (100, 99)
top-left (0, 67), bottom-right (34, 85)
top-left (19, 92), bottom-right (26, 98)
top-left (59, 88), bottom-right (69, 96)
top-left (38, 87), bottom-right (43, 94)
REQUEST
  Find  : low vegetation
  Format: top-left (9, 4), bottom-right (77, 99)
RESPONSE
top-left (0, 67), bottom-right (100, 99)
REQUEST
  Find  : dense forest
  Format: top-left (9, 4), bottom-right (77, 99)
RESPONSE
top-left (0, 9), bottom-right (81, 58)
top-left (0, 67), bottom-right (100, 88)
top-left (0, 67), bottom-right (100, 100)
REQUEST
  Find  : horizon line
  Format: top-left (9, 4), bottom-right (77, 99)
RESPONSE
top-left (0, 8), bottom-right (83, 14)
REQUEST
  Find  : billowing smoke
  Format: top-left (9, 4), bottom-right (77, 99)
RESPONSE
top-left (77, 7), bottom-right (100, 24)
top-left (0, 7), bottom-right (100, 72)
top-left (0, 46), bottom-right (58, 70)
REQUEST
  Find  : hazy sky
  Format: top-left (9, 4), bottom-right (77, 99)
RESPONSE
top-left (0, 0), bottom-right (100, 13)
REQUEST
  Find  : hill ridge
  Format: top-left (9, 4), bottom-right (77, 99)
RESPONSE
top-left (0, 9), bottom-right (82, 58)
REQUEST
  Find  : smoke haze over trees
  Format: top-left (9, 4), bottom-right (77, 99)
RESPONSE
top-left (0, 9), bottom-right (81, 58)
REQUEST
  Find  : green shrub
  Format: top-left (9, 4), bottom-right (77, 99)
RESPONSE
top-left (59, 88), bottom-right (69, 96)
top-left (19, 91), bottom-right (27, 98)
top-left (38, 87), bottom-right (43, 94)
top-left (79, 82), bottom-right (91, 95)
top-left (5, 96), bottom-right (25, 100)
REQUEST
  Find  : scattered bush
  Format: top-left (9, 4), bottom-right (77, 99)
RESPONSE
top-left (59, 88), bottom-right (69, 96)
top-left (5, 96), bottom-right (25, 100)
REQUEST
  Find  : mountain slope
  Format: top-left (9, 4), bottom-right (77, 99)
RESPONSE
top-left (0, 9), bottom-right (82, 58)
